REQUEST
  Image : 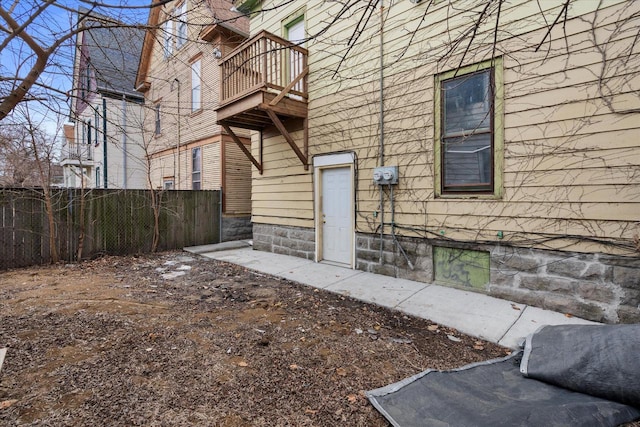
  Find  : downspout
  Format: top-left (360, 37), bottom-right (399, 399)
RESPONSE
top-left (379, 0), bottom-right (386, 264)
top-left (121, 95), bottom-right (128, 189)
top-left (379, 0), bottom-right (385, 168)
top-left (103, 98), bottom-right (108, 188)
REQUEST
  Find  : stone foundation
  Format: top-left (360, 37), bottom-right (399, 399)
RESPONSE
top-left (489, 247), bottom-right (640, 323)
top-left (252, 223), bottom-right (315, 260)
top-left (356, 233), bottom-right (639, 324)
top-left (221, 215), bottom-right (252, 242)
top-left (251, 224), bottom-right (640, 323)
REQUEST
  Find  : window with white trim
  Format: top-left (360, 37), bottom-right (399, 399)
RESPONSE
top-left (176, 1), bottom-right (187, 49)
top-left (191, 59), bottom-right (201, 112)
top-left (163, 18), bottom-right (173, 58)
top-left (192, 147), bottom-right (201, 190)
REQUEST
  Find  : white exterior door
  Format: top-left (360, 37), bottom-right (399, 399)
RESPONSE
top-left (287, 19), bottom-right (304, 44)
top-left (321, 167), bottom-right (352, 265)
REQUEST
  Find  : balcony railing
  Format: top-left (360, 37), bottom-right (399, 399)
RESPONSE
top-left (216, 30), bottom-right (310, 173)
top-left (219, 30), bottom-right (308, 107)
top-left (60, 143), bottom-right (93, 164)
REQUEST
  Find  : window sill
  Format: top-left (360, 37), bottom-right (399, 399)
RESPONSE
top-left (190, 109), bottom-right (203, 117)
top-left (436, 193), bottom-right (502, 200)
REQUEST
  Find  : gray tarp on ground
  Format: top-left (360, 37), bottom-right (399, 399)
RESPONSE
top-left (367, 324), bottom-right (640, 427)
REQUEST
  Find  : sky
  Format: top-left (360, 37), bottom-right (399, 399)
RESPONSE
top-left (0, 0), bottom-right (152, 137)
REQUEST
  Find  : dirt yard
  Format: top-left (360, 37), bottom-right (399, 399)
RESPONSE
top-left (1, 250), bottom-right (524, 425)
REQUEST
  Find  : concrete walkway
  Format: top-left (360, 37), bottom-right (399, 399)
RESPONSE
top-left (184, 244), bottom-right (596, 349)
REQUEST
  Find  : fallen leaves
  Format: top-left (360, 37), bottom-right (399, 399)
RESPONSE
top-left (0, 251), bottom-right (509, 426)
top-left (0, 400), bottom-right (18, 410)
top-left (447, 334), bottom-right (462, 343)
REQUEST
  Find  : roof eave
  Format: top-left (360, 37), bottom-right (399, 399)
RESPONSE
top-left (200, 21), bottom-right (249, 42)
top-left (135, 0), bottom-right (162, 91)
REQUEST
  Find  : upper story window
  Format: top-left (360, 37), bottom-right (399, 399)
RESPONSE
top-left (434, 58), bottom-right (503, 197)
top-left (94, 109), bottom-right (100, 146)
top-left (191, 58), bottom-right (201, 112)
top-left (80, 61), bottom-right (91, 101)
top-left (176, 1), bottom-right (187, 49)
top-left (163, 18), bottom-right (173, 58)
top-left (154, 103), bottom-right (161, 135)
top-left (284, 10), bottom-right (305, 96)
top-left (192, 147), bottom-right (201, 190)
top-left (86, 119), bottom-right (92, 146)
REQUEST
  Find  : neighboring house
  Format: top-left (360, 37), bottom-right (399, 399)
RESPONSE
top-left (63, 9), bottom-right (147, 189)
top-left (219, 0), bottom-right (640, 323)
top-left (135, 0), bottom-right (253, 241)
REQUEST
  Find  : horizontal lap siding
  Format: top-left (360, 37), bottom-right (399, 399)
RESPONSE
top-left (144, 0), bottom-right (226, 189)
top-left (224, 140), bottom-right (252, 214)
top-left (249, 0), bottom-right (639, 254)
top-left (150, 153), bottom-right (177, 188)
top-left (202, 141), bottom-right (221, 190)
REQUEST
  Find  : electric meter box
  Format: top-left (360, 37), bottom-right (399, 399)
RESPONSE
top-left (373, 166), bottom-right (399, 185)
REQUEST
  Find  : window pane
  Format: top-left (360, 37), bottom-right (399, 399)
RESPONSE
top-left (192, 148), bottom-right (201, 189)
top-left (443, 133), bottom-right (491, 189)
top-left (443, 70), bottom-right (490, 136)
top-left (163, 20), bottom-right (173, 57)
top-left (176, 2), bottom-right (187, 48)
top-left (191, 60), bottom-right (201, 111)
top-left (192, 147), bottom-right (201, 172)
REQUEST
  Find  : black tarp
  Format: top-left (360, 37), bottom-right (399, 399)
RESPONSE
top-left (367, 324), bottom-right (640, 427)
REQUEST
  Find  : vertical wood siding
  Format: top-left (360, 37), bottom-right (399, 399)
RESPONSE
top-left (0, 188), bottom-right (220, 269)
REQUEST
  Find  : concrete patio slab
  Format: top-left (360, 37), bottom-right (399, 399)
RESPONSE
top-left (200, 247), bottom-right (311, 276)
top-left (277, 262), bottom-right (364, 289)
top-left (324, 272), bottom-right (429, 310)
top-left (397, 285), bottom-right (525, 343)
top-left (184, 240), bottom-right (251, 254)
top-left (498, 305), bottom-right (597, 348)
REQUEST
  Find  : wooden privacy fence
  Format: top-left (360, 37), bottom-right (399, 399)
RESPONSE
top-left (0, 188), bottom-right (221, 270)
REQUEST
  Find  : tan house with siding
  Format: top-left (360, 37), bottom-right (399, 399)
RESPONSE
top-left (136, 0), bottom-right (252, 240)
top-left (219, 0), bottom-right (640, 323)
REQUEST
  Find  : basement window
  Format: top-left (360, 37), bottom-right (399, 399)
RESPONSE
top-left (433, 246), bottom-right (490, 290)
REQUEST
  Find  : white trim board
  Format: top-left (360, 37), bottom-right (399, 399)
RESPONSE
top-left (313, 152), bottom-right (354, 168)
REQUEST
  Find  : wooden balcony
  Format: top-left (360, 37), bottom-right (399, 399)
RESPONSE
top-left (215, 30), bottom-right (309, 173)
